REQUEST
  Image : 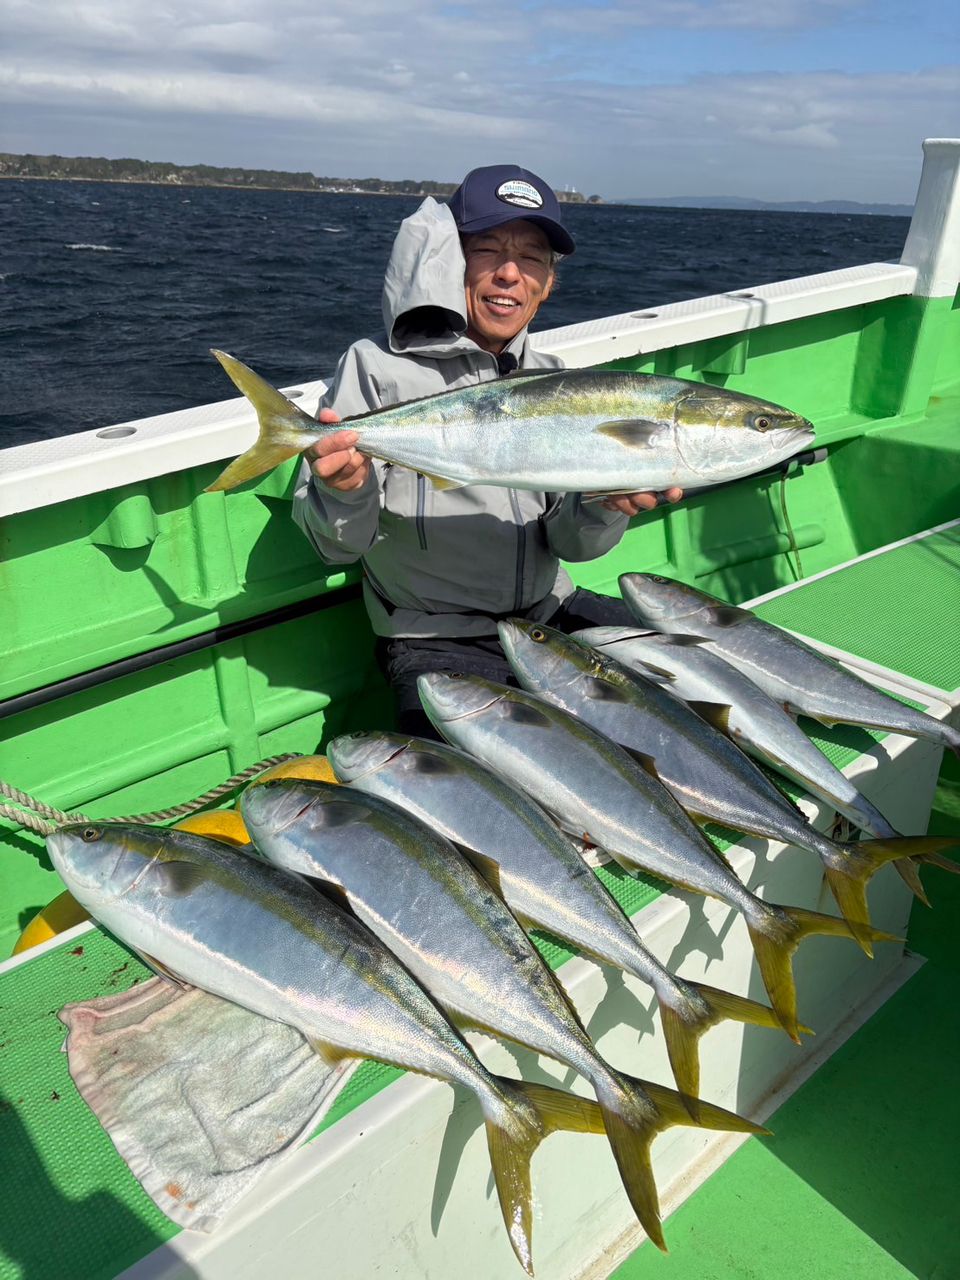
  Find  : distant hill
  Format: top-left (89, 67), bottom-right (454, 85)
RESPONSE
top-left (0, 152), bottom-right (588, 202)
top-left (614, 195), bottom-right (912, 217)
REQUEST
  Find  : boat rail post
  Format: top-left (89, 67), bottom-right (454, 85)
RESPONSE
top-left (850, 137), bottom-right (960, 422)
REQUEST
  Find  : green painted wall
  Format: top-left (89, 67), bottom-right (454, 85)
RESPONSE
top-left (3, 289), bottom-right (959, 952)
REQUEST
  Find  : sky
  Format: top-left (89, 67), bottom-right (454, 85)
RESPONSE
top-left (1, 0), bottom-right (958, 203)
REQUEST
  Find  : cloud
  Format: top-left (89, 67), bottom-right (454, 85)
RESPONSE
top-left (0, 0), bottom-right (955, 200)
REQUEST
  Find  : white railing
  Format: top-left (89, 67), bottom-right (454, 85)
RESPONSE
top-left (1, 139), bottom-right (957, 520)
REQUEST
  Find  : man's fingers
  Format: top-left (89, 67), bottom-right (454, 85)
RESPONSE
top-left (601, 488), bottom-right (685, 515)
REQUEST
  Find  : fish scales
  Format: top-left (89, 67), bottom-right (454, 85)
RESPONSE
top-left (571, 626), bottom-right (903, 840)
top-left (619, 573), bottom-right (960, 759)
top-left (501, 619), bottom-right (957, 943)
top-left (327, 730), bottom-right (788, 1108)
top-left (46, 821), bottom-right (618, 1274)
top-left (240, 775), bottom-right (769, 1251)
top-left (205, 350), bottom-right (814, 494)
top-left (416, 672), bottom-right (897, 1043)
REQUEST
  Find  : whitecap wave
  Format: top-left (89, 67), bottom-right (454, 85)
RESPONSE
top-left (65, 243), bottom-right (119, 252)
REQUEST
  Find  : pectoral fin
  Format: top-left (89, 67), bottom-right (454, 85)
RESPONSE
top-left (596, 420), bottom-right (664, 448)
top-left (687, 701), bottom-right (732, 733)
top-left (420, 471), bottom-right (467, 491)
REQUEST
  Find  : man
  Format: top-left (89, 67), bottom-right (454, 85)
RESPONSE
top-left (292, 164), bottom-right (681, 736)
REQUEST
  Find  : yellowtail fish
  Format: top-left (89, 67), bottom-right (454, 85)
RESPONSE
top-left (500, 619), bottom-right (955, 946)
top-left (46, 821), bottom-right (611, 1274)
top-left (416, 672), bottom-right (899, 1045)
top-left (325, 728), bottom-right (789, 1117)
top-left (240, 777), bottom-right (768, 1253)
top-left (619, 573), bottom-right (960, 761)
top-left (204, 349), bottom-right (814, 494)
top-left (571, 626), bottom-right (907, 841)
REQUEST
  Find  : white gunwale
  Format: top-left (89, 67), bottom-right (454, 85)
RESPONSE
top-left (2, 138), bottom-right (958, 521)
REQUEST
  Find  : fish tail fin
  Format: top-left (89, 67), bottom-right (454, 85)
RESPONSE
top-left (205, 349), bottom-right (325, 492)
top-left (834, 836), bottom-right (960, 922)
top-left (888, 838), bottom-right (960, 904)
top-left (483, 1079), bottom-right (606, 1274)
top-left (746, 903), bottom-right (900, 1041)
top-left (591, 1072), bottom-right (768, 1252)
top-left (658, 983), bottom-right (788, 1119)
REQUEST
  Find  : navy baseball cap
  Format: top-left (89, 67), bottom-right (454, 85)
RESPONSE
top-left (448, 164), bottom-right (576, 256)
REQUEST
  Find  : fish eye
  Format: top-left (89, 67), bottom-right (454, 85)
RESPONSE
top-left (449, 671), bottom-right (465, 680)
top-left (80, 826), bottom-right (103, 842)
top-left (350, 731), bottom-right (366, 739)
top-left (530, 628), bottom-right (547, 643)
top-left (650, 575), bottom-right (669, 584)
top-left (754, 416), bottom-right (771, 432)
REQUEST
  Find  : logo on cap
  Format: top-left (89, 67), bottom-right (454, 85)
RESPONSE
top-left (496, 180), bottom-right (544, 210)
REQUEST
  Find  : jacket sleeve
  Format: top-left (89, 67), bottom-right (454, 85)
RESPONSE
top-left (540, 494), bottom-right (629, 563)
top-left (290, 344), bottom-right (386, 564)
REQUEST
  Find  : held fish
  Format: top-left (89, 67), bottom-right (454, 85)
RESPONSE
top-left (46, 822), bottom-right (610, 1274)
top-left (416, 672), bottom-right (898, 1046)
top-left (618, 573), bottom-right (960, 761)
top-left (501, 620), bottom-right (955, 946)
top-left (204, 349), bottom-right (814, 494)
top-left (240, 777), bottom-right (767, 1253)
top-left (326, 728), bottom-right (788, 1114)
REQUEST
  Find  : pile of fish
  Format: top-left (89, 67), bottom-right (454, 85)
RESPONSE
top-left (45, 574), bottom-right (959, 1271)
top-left (203, 349), bottom-right (814, 494)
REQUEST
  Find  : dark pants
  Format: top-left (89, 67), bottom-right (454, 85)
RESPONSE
top-left (374, 588), bottom-right (636, 740)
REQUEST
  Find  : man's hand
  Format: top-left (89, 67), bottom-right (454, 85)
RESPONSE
top-left (600, 488), bottom-right (684, 516)
top-left (305, 410), bottom-right (371, 492)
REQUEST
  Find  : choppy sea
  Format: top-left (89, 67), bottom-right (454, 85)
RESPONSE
top-left (0, 179), bottom-right (910, 448)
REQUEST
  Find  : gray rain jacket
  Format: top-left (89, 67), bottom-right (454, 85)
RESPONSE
top-left (292, 198), bottom-right (628, 638)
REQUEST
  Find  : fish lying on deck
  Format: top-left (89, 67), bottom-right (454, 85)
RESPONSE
top-left (325, 728), bottom-right (788, 1114)
top-left (417, 672), bottom-right (899, 1046)
top-left (241, 777), bottom-right (768, 1254)
top-left (619, 573), bottom-right (960, 761)
top-left (204, 348), bottom-right (814, 494)
top-left (501, 620), bottom-right (955, 945)
top-left (619, 573), bottom-right (960, 894)
top-left (571, 626), bottom-right (907, 841)
top-left (46, 822), bottom-right (613, 1274)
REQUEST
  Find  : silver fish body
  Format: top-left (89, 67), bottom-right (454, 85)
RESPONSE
top-left (46, 820), bottom-right (608, 1273)
top-left (619, 573), bottom-right (960, 759)
top-left (327, 729), bottom-right (787, 1106)
top-left (240, 775), bottom-right (766, 1250)
top-left (416, 672), bottom-right (892, 1041)
top-left (206, 350), bottom-right (814, 494)
top-left (502, 619), bottom-right (948, 942)
top-left (571, 626), bottom-right (902, 840)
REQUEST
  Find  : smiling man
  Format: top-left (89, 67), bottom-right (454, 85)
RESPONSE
top-left (292, 164), bottom-right (681, 736)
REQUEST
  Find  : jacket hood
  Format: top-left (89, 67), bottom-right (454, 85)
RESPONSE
top-left (381, 198), bottom-right (479, 359)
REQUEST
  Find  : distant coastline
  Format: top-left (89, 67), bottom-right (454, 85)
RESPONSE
top-left (616, 195), bottom-right (913, 217)
top-left (0, 152), bottom-right (594, 203)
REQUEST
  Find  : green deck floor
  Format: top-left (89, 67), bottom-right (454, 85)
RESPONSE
top-left (611, 764), bottom-right (960, 1280)
top-left (753, 522), bottom-right (960, 695)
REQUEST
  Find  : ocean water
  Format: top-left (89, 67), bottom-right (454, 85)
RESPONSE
top-left (0, 179), bottom-right (910, 448)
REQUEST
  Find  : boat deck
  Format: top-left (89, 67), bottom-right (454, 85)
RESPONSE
top-left (608, 765), bottom-right (959, 1280)
top-left (607, 522), bottom-right (960, 1280)
top-left (1, 521), bottom-right (958, 1279)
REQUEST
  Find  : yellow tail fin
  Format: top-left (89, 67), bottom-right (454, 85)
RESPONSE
top-left (659, 981), bottom-right (805, 1121)
top-left (747, 905), bottom-right (900, 1042)
top-left (827, 836), bottom-right (959, 943)
top-left (592, 1072), bottom-right (768, 1253)
top-left (486, 1078), bottom-right (606, 1275)
top-left (205, 349), bottom-right (325, 492)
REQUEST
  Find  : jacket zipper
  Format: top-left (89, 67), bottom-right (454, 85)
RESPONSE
top-left (509, 489), bottom-right (526, 610)
top-left (416, 473), bottom-right (427, 550)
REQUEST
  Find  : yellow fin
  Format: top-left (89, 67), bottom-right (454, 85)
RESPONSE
top-left (419, 470), bottom-right (466, 491)
top-left (205, 349), bottom-right (324, 492)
